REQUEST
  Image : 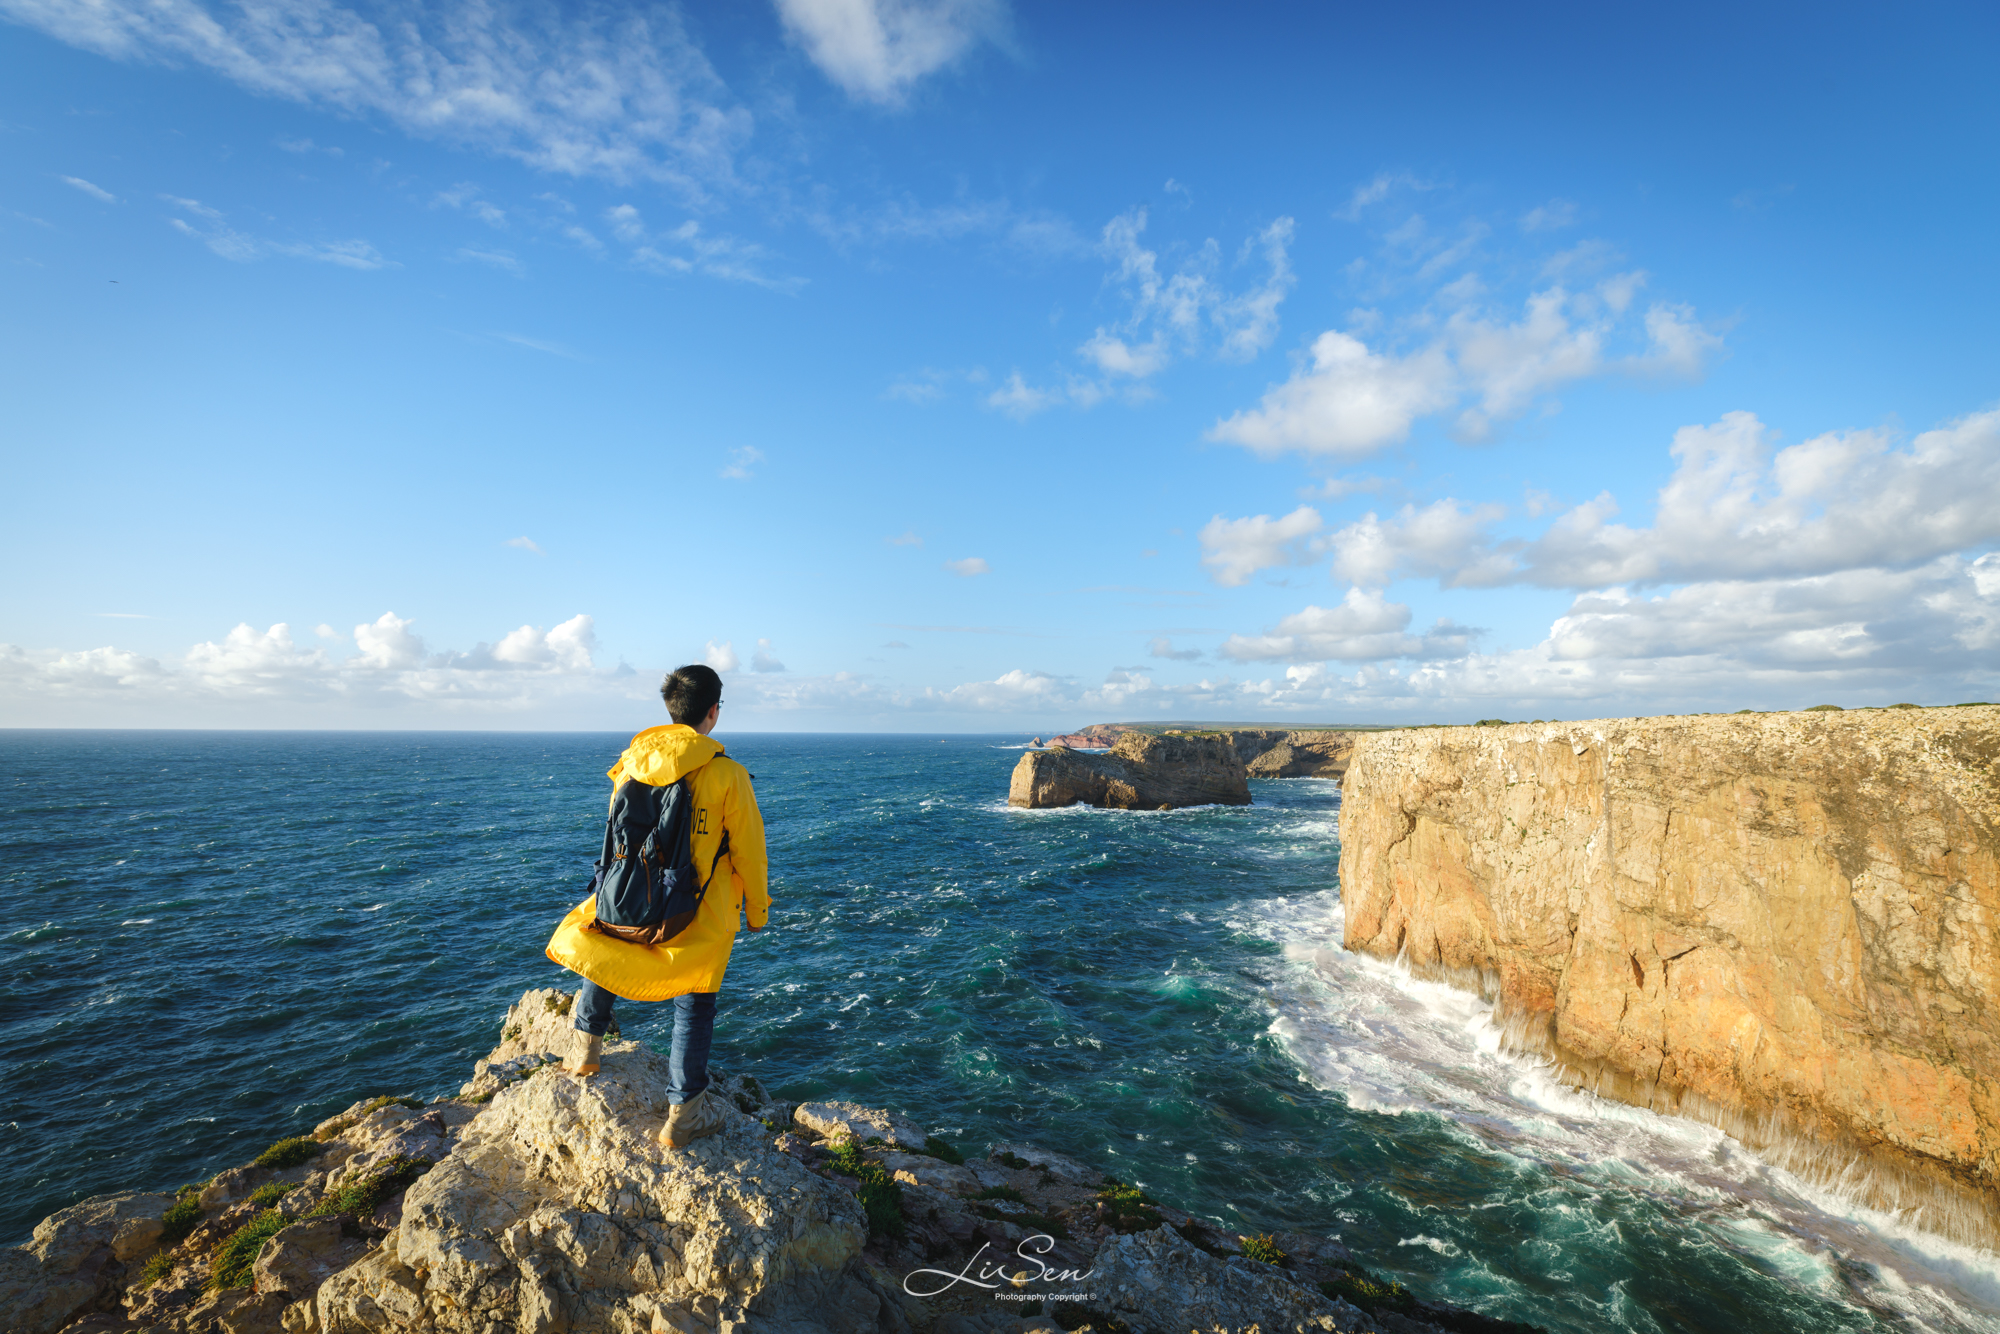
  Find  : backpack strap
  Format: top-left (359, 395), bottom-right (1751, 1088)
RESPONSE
top-left (699, 828), bottom-right (732, 894)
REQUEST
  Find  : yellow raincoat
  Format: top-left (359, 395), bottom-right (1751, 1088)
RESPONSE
top-left (545, 724), bottom-right (769, 1001)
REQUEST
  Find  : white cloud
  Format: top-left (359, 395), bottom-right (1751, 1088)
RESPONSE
top-left (1198, 506), bottom-right (1325, 587)
top-left (721, 445), bottom-right (764, 480)
top-left (752, 638), bottom-right (787, 673)
top-left (1334, 171), bottom-right (1428, 222)
top-left (435, 183), bottom-right (507, 227)
top-left (1329, 499), bottom-right (1511, 589)
top-left (887, 530), bottom-right (923, 546)
top-left (352, 611), bottom-right (425, 669)
top-left (1520, 199), bottom-right (1577, 232)
top-left (982, 212), bottom-right (1296, 419)
top-left (9, 0), bottom-right (750, 194)
top-left (164, 197), bottom-right (390, 269)
top-left (1199, 407), bottom-right (2000, 711)
top-left (945, 557), bottom-right (990, 577)
top-left (1079, 209), bottom-right (1295, 381)
top-left (61, 175), bottom-right (118, 202)
top-left (1218, 588), bottom-right (1475, 663)
top-left (1216, 218), bottom-right (1297, 361)
top-left (1210, 275), bottom-right (1723, 456)
top-left (1338, 410), bottom-right (2000, 593)
top-left (182, 621), bottom-right (330, 686)
top-left (703, 639), bottom-right (740, 672)
top-left (1209, 331), bottom-right (1455, 458)
top-left (773, 0), bottom-right (1006, 105)
top-left (610, 204), bottom-right (799, 290)
top-left (490, 615), bottom-right (596, 670)
top-left (1149, 636), bottom-right (1202, 661)
top-left (506, 536), bottom-right (544, 554)
top-left (0, 611), bottom-right (625, 725)
top-left (985, 372), bottom-right (1062, 418)
top-left (1631, 302), bottom-right (1724, 378)
top-left (454, 247), bottom-right (521, 273)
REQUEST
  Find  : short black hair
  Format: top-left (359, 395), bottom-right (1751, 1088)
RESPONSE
top-left (661, 663), bottom-right (723, 726)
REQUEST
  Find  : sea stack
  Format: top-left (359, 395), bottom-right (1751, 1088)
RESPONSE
top-left (1337, 706), bottom-right (2000, 1244)
top-left (1009, 730), bottom-right (1252, 809)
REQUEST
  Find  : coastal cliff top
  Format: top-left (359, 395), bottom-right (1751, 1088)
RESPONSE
top-left (1348, 703), bottom-right (2000, 829)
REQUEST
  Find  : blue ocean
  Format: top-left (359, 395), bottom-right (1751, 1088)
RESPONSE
top-left (3, 730), bottom-right (1997, 1332)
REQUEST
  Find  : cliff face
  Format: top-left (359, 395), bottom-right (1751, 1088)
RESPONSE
top-left (1010, 732), bottom-right (1251, 809)
top-left (1339, 707), bottom-right (2000, 1239)
top-left (1227, 730), bottom-right (1356, 779)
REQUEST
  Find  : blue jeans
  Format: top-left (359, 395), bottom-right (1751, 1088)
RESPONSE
top-left (573, 982), bottom-right (716, 1105)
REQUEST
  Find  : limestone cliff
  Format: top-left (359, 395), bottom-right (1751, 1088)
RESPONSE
top-left (1038, 726), bottom-right (1356, 778)
top-left (1009, 731), bottom-right (1251, 810)
top-left (4, 989), bottom-right (1541, 1334)
top-left (1225, 731), bottom-right (1356, 779)
top-left (1338, 706), bottom-right (2000, 1242)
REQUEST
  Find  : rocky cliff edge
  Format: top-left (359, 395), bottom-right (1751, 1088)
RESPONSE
top-left (5, 988), bottom-right (1541, 1334)
top-left (1339, 706), bottom-right (2000, 1246)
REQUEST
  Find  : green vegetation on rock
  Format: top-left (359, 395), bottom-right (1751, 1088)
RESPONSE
top-left (307, 1155), bottom-right (433, 1221)
top-left (209, 1208), bottom-right (288, 1289)
top-left (824, 1134), bottom-right (904, 1240)
top-left (1241, 1232), bottom-right (1286, 1264)
top-left (248, 1181), bottom-right (296, 1209)
top-left (253, 1136), bottom-right (324, 1170)
top-left (1096, 1178), bottom-right (1163, 1232)
top-left (158, 1189), bottom-right (203, 1249)
top-left (138, 1249), bottom-right (177, 1288)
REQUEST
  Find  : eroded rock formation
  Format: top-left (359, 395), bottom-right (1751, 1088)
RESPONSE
top-left (1009, 731), bottom-right (1251, 810)
top-left (1036, 726), bottom-right (1356, 776)
top-left (4, 986), bottom-right (1546, 1334)
top-left (1042, 725), bottom-right (1128, 750)
top-left (1339, 706), bottom-right (2000, 1242)
top-left (1227, 730), bottom-right (1357, 779)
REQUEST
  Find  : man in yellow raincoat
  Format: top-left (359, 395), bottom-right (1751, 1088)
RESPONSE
top-left (545, 663), bottom-right (769, 1148)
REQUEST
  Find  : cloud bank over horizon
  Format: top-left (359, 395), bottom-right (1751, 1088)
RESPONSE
top-left (10, 400), bottom-right (1997, 733)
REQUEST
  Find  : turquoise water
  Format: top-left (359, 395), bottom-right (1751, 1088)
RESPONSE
top-left (2, 730), bottom-right (1997, 1332)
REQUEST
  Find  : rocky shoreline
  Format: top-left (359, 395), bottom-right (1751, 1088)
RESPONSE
top-left (4, 989), bottom-right (1541, 1334)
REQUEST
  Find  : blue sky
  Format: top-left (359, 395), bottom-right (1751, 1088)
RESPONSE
top-left (3, 0), bottom-right (1996, 730)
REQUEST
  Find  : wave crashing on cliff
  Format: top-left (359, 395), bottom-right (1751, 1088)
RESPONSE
top-left (1241, 876), bottom-right (2000, 1333)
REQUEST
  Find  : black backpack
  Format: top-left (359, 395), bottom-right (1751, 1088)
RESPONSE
top-left (583, 770), bottom-right (732, 947)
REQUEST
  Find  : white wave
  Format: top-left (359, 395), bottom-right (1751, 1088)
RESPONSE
top-left (1233, 883), bottom-right (2000, 1332)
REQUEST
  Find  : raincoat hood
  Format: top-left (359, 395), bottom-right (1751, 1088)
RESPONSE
top-left (610, 724), bottom-right (723, 789)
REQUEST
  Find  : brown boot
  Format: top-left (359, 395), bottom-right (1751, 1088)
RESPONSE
top-left (660, 1088), bottom-right (725, 1148)
top-left (562, 1031), bottom-right (601, 1078)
